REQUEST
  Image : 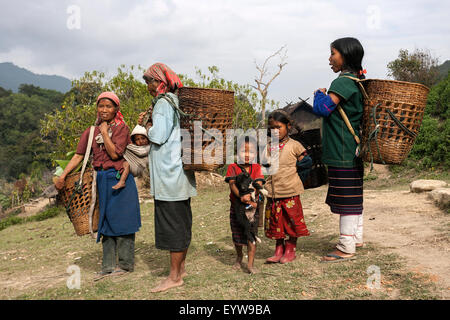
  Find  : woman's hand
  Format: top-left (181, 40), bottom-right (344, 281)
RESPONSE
top-left (138, 112), bottom-right (146, 126)
top-left (55, 176), bottom-right (65, 190)
top-left (54, 153), bottom-right (84, 190)
top-left (99, 121), bottom-right (109, 135)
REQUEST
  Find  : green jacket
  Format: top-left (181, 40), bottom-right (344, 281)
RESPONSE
top-left (322, 73), bottom-right (363, 168)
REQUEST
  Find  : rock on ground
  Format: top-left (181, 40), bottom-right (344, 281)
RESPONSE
top-left (410, 180), bottom-right (448, 193)
top-left (428, 188), bottom-right (450, 210)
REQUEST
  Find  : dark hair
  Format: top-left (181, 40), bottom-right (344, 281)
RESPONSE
top-left (267, 109), bottom-right (303, 137)
top-left (268, 109), bottom-right (292, 127)
top-left (331, 37), bottom-right (365, 79)
top-left (237, 135), bottom-right (258, 151)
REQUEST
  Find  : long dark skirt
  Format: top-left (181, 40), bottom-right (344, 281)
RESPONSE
top-left (154, 198), bottom-right (192, 251)
top-left (325, 163), bottom-right (364, 215)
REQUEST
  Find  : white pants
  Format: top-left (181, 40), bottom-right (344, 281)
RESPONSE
top-left (336, 214), bottom-right (363, 254)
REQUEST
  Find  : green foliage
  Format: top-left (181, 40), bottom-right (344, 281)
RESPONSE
top-left (387, 48), bottom-right (440, 87)
top-left (424, 71), bottom-right (450, 119)
top-left (408, 72), bottom-right (450, 169)
top-left (0, 86), bottom-right (64, 179)
top-left (0, 205), bottom-right (63, 231)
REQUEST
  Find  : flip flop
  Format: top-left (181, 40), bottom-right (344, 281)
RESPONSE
top-left (320, 253), bottom-right (356, 263)
top-left (94, 271), bottom-right (113, 281)
top-left (110, 268), bottom-right (128, 277)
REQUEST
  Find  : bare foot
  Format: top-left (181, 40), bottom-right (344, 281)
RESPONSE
top-left (112, 181), bottom-right (126, 190)
top-left (112, 180), bottom-right (126, 190)
top-left (247, 266), bottom-right (259, 274)
top-left (150, 277), bottom-right (184, 293)
top-left (233, 256), bottom-right (243, 270)
top-left (180, 270), bottom-right (188, 279)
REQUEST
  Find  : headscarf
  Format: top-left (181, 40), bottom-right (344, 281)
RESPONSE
top-left (143, 62), bottom-right (183, 96)
top-left (96, 91), bottom-right (125, 126)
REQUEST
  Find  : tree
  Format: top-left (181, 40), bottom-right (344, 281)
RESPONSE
top-left (252, 45), bottom-right (287, 127)
top-left (387, 48), bottom-right (440, 87)
top-left (0, 87), bottom-right (63, 180)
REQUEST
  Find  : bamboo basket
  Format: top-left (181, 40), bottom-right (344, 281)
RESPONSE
top-left (177, 87), bottom-right (235, 171)
top-left (59, 168), bottom-right (99, 236)
top-left (359, 79), bottom-right (430, 164)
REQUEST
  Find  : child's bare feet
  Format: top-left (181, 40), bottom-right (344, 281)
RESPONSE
top-left (247, 266), bottom-right (259, 274)
top-left (112, 181), bottom-right (126, 190)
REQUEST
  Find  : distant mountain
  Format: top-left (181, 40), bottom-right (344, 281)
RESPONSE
top-left (438, 60), bottom-right (450, 79)
top-left (0, 62), bottom-right (71, 93)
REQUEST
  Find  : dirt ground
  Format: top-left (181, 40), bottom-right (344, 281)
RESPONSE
top-left (306, 164), bottom-right (450, 299)
top-left (1, 167), bottom-right (449, 299)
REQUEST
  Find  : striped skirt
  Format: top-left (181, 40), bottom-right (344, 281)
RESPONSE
top-left (326, 165), bottom-right (364, 215)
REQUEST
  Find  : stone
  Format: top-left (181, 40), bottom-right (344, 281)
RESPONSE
top-left (409, 180), bottom-right (448, 193)
top-left (428, 188), bottom-right (450, 210)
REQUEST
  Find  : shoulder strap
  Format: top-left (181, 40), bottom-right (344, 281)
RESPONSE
top-left (78, 126), bottom-right (95, 185)
top-left (340, 75), bottom-right (369, 100)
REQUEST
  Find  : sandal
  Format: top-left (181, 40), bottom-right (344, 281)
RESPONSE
top-left (321, 253), bottom-right (356, 263)
top-left (94, 271), bottom-right (113, 281)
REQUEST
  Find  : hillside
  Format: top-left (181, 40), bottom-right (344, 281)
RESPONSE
top-left (438, 60), bottom-right (450, 80)
top-left (0, 62), bottom-right (71, 93)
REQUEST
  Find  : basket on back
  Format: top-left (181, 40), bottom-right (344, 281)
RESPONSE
top-left (359, 79), bottom-right (430, 164)
top-left (59, 167), bottom-right (99, 236)
top-left (177, 87), bottom-right (235, 171)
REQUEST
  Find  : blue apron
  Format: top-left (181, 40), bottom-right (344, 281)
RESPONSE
top-left (96, 169), bottom-right (141, 242)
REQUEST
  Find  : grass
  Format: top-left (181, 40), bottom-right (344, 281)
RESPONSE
top-left (0, 205), bottom-right (62, 231)
top-left (0, 182), bottom-right (440, 300)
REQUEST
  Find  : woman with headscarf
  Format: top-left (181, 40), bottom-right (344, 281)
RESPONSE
top-left (138, 62), bottom-right (196, 293)
top-left (55, 92), bottom-right (141, 280)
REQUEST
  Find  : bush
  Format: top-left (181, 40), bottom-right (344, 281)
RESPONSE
top-left (408, 72), bottom-right (450, 170)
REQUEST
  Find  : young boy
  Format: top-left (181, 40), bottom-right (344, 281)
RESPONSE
top-left (112, 125), bottom-right (150, 189)
top-left (225, 137), bottom-right (265, 274)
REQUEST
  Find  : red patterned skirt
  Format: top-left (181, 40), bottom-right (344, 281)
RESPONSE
top-left (264, 195), bottom-right (310, 240)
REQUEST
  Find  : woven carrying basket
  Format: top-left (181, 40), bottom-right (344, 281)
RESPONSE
top-left (59, 167), bottom-right (99, 236)
top-left (359, 79), bottom-right (430, 164)
top-left (177, 87), bottom-right (235, 171)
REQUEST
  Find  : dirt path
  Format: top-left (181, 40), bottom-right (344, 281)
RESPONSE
top-left (18, 197), bottom-right (51, 218)
top-left (362, 189), bottom-right (450, 298)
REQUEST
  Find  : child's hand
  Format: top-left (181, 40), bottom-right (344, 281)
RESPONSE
top-left (248, 201), bottom-right (257, 209)
top-left (240, 194), bottom-right (251, 204)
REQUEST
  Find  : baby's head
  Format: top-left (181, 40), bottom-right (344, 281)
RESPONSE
top-left (237, 136), bottom-right (257, 165)
top-left (133, 134), bottom-right (150, 146)
top-left (131, 125), bottom-right (150, 146)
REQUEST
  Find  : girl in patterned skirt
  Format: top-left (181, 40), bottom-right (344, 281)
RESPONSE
top-left (263, 110), bottom-right (310, 264)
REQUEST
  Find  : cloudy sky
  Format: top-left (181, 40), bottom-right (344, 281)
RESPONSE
top-left (0, 0), bottom-right (449, 106)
